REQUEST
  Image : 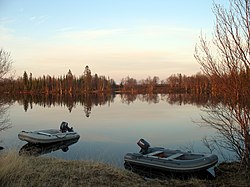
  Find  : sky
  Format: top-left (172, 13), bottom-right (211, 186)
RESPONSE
top-left (0, 0), bottom-right (228, 82)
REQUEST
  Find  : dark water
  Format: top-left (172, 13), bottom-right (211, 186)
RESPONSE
top-left (0, 94), bottom-right (230, 168)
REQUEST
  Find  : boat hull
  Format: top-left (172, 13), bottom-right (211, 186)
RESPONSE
top-left (124, 148), bottom-right (218, 173)
top-left (18, 129), bottom-right (80, 144)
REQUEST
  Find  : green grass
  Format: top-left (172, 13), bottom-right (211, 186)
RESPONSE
top-left (0, 151), bottom-right (249, 187)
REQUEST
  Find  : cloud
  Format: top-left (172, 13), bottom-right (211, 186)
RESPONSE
top-left (0, 17), bottom-right (15, 24)
top-left (54, 25), bottom-right (201, 52)
top-left (29, 15), bottom-right (49, 25)
top-left (139, 25), bottom-right (198, 38)
top-left (0, 26), bottom-right (14, 42)
top-left (56, 25), bottom-right (198, 41)
top-left (29, 16), bottom-right (36, 21)
top-left (57, 28), bottom-right (126, 40)
top-left (55, 27), bottom-right (75, 32)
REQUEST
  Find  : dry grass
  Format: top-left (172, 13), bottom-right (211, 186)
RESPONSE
top-left (0, 151), bottom-right (249, 187)
top-left (0, 151), bottom-right (163, 187)
top-left (212, 162), bottom-right (250, 187)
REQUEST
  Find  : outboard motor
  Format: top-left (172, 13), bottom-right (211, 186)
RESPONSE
top-left (60, 121), bottom-right (68, 132)
top-left (60, 121), bottom-right (73, 132)
top-left (137, 138), bottom-right (150, 154)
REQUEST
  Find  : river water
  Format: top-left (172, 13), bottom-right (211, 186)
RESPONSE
top-left (0, 94), bottom-right (228, 168)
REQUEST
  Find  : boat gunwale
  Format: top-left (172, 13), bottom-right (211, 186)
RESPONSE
top-left (18, 130), bottom-right (80, 144)
top-left (124, 156), bottom-right (218, 172)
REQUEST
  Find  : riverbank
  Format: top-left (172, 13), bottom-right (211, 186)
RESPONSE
top-left (0, 151), bottom-right (249, 187)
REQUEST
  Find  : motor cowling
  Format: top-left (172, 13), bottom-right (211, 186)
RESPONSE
top-left (137, 138), bottom-right (150, 154)
top-left (60, 121), bottom-right (73, 132)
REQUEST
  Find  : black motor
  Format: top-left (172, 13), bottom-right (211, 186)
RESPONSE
top-left (60, 121), bottom-right (73, 133)
top-left (137, 138), bottom-right (150, 154)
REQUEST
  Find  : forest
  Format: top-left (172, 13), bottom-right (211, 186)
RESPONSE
top-left (0, 65), bottom-right (212, 95)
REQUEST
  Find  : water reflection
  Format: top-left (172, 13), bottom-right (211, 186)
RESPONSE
top-left (0, 101), bottom-right (9, 149)
top-left (0, 98), bottom-right (12, 132)
top-left (9, 93), bottom-right (116, 117)
top-left (19, 137), bottom-right (80, 157)
top-left (0, 97), bottom-right (13, 151)
top-left (3, 93), bottom-right (213, 117)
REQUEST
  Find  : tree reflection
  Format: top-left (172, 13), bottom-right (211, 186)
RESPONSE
top-left (2, 93), bottom-right (214, 118)
top-left (4, 93), bottom-right (116, 117)
top-left (83, 94), bottom-right (92, 117)
top-left (138, 94), bottom-right (160, 104)
top-left (164, 94), bottom-right (214, 107)
top-left (0, 98), bottom-right (12, 132)
top-left (120, 93), bottom-right (137, 104)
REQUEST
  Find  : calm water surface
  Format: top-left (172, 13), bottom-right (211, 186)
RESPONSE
top-left (1, 94), bottom-right (218, 168)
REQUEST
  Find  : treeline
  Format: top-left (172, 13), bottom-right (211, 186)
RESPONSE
top-left (1, 65), bottom-right (248, 108)
top-left (1, 66), bottom-right (116, 94)
top-left (0, 65), bottom-right (212, 95)
top-left (120, 73), bottom-right (210, 94)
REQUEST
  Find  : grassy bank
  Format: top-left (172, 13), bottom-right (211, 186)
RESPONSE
top-left (0, 151), bottom-right (249, 187)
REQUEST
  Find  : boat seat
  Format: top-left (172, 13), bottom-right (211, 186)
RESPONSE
top-left (37, 132), bottom-right (52, 136)
top-left (165, 153), bottom-right (183, 160)
top-left (146, 150), bottom-right (164, 156)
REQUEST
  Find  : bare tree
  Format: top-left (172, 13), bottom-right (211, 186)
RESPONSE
top-left (0, 49), bottom-right (13, 79)
top-left (195, 0), bottom-right (250, 165)
top-left (0, 49), bottom-right (13, 131)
